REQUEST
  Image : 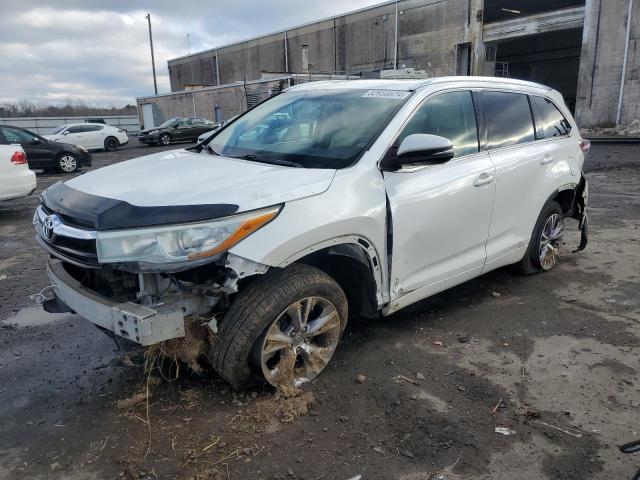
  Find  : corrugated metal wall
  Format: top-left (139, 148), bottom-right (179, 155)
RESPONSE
top-left (0, 116), bottom-right (140, 136)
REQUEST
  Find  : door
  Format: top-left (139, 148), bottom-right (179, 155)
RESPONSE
top-left (0, 126), bottom-right (51, 168)
top-left (383, 90), bottom-right (496, 308)
top-left (83, 124), bottom-right (106, 148)
top-left (172, 118), bottom-right (191, 140)
top-left (142, 104), bottom-right (155, 129)
top-left (61, 125), bottom-right (88, 147)
top-left (478, 91), bottom-right (552, 270)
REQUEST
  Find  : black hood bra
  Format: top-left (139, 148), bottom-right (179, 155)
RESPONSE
top-left (41, 182), bottom-right (239, 230)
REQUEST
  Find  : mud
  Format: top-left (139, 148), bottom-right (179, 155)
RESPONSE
top-left (0, 141), bottom-right (639, 479)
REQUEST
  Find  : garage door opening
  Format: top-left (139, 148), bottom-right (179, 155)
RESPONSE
top-left (493, 28), bottom-right (583, 113)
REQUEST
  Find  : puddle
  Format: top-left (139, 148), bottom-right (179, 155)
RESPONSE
top-left (2, 306), bottom-right (71, 327)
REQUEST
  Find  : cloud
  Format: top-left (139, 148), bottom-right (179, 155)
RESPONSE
top-left (0, 0), bottom-right (380, 107)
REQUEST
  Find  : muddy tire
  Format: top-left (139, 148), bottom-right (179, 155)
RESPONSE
top-left (513, 200), bottom-right (564, 275)
top-left (210, 264), bottom-right (348, 389)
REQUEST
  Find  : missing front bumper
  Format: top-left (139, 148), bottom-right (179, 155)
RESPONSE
top-left (46, 259), bottom-right (185, 346)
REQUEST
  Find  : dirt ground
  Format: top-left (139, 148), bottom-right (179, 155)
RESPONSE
top-left (0, 139), bottom-right (638, 480)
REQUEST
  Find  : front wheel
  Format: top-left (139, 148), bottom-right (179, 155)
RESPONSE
top-left (210, 264), bottom-right (348, 389)
top-left (57, 153), bottom-right (78, 174)
top-left (159, 133), bottom-right (171, 146)
top-left (514, 201), bottom-right (564, 274)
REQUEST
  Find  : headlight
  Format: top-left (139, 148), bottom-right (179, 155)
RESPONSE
top-left (96, 205), bottom-right (281, 265)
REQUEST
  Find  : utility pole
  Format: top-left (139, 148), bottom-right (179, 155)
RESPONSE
top-left (145, 13), bottom-right (158, 95)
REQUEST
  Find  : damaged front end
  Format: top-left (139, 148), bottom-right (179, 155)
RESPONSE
top-left (33, 196), bottom-right (275, 354)
top-left (44, 253), bottom-right (268, 347)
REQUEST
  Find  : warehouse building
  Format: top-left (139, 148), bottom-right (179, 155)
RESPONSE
top-left (137, 0), bottom-right (639, 130)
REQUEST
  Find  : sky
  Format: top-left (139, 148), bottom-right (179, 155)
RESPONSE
top-left (0, 0), bottom-right (380, 107)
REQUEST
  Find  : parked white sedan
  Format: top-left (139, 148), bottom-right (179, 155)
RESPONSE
top-left (44, 124), bottom-right (129, 151)
top-left (0, 145), bottom-right (36, 201)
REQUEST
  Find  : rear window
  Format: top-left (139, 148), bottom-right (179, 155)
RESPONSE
top-left (479, 91), bottom-right (535, 150)
top-left (530, 96), bottom-right (572, 139)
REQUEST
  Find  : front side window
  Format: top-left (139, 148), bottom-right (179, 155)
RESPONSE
top-left (531, 96), bottom-right (572, 139)
top-left (479, 91), bottom-right (535, 150)
top-left (396, 90), bottom-right (479, 158)
top-left (158, 118), bottom-right (180, 128)
top-left (67, 125), bottom-right (87, 133)
top-left (208, 89), bottom-right (410, 169)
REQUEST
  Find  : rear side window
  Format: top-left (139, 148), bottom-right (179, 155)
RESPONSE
top-left (84, 124), bottom-right (104, 132)
top-left (531, 96), bottom-right (572, 139)
top-left (479, 91), bottom-right (535, 150)
top-left (397, 90), bottom-right (479, 158)
top-left (1, 126), bottom-right (34, 143)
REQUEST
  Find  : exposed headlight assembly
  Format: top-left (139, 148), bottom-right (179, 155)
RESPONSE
top-left (96, 205), bottom-right (281, 268)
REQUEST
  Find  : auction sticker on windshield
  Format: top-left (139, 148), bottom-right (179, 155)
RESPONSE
top-left (362, 90), bottom-right (411, 99)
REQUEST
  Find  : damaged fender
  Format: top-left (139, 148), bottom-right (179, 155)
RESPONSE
top-left (571, 175), bottom-right (589, 253)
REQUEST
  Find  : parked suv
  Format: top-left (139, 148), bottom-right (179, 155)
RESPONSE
top-left (138, 117), bottom-right (218, 146)
top-left (0, 125), bottom-right (92, 173)
top-left (35, 78), bottom-right (588, 389)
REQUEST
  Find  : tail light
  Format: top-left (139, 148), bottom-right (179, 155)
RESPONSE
top-left (579, 139), bottom-right (591, 154)
top-left (118, 128), bottom-right (127, 133)
top-left (10, 151), bottom-right (27, 165)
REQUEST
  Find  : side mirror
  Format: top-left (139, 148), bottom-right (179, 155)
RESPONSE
top-left (31, 138), bottom-right (41, 145)
top-left (381, 134), bottom-right (454, 170)
top-left (62, 131), bottom-right (70, 135)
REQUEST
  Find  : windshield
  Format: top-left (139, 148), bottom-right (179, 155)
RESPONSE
top-left (52, 126), bottom-right (67, 134)
top-left (207, 88), bottom-right (410, 169)
top-left (157, 117), bottom-right (180, 128)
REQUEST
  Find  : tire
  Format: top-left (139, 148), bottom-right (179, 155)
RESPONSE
top-left (57, 153), bottom-right (79, 174)
top-left (513, 200), bottom-right (564, 275)
top-left (104, 136), bottom-right (119, 151)
top-left (210, 264), bottom-right (348, 389)
top-left (159, 133), bottom-right (172, 146)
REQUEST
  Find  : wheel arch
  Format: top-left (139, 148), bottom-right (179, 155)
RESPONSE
top-left (279, 236), bottom-right (384, 319)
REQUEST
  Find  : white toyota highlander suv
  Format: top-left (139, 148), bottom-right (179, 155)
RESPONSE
top-left (34, 77), bottom-right (588, 388)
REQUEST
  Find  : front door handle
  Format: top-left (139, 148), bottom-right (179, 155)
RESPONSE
top-left (540, 154), bottom-right (554, 165)
top-left (473, 173), bottom-right (495, 187)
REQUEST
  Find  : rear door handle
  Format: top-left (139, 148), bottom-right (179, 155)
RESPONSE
top-left (540, 154), bottom-right (554, 165)
top-left (473, 173), bottom-right (495, 187)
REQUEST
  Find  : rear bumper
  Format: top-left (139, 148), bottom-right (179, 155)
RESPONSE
top-left (46, 259), bottom-right (185, 346)
top-left (0, 169), bottom-right (36, 201)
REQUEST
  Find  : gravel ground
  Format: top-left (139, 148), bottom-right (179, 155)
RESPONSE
top-left (0, 140), bottom-right (638, 480)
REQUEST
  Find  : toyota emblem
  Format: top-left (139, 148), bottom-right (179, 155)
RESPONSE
top-left (43, 214), bottom-right (59, 240)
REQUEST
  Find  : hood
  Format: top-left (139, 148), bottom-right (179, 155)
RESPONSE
top-left (44, 139), bottom-right (80, 151)
top-left (50, 149), bottom-right (335, 229)
top-left (139, 127), bottom-right (160, 134)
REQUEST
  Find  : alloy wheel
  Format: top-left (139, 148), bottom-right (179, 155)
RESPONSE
top-left (59, 155), bottom-right (77, 173)
top-left (259, 296), bottom-right (341, 387)
top-left (539, 213), bottom-right (564, 270)
top-left (160, 134), bottom-right (171, 145)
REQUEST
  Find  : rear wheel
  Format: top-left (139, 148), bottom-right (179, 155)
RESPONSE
top-left (104, 136), bottom-right (119, 151)
top-left (514, 201), bottom-right (564, 274)
top-left (210, 264), bottom-right (348, 389)
top-left (57, 153), bottom-right (78, 174)
top-left (159, 133), bottom-right (172, 146)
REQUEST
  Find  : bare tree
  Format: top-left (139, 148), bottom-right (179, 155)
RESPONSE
top-left (0, 102), bottom-right (137, 118)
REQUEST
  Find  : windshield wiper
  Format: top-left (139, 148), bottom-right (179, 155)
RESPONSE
top-left (238, 154), bottom-right (303, 168)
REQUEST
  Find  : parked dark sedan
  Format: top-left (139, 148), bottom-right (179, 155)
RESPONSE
top-left (138, 117), bottom-right (218, 146)
top-left (0, 125), bottom-right (92, 173)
